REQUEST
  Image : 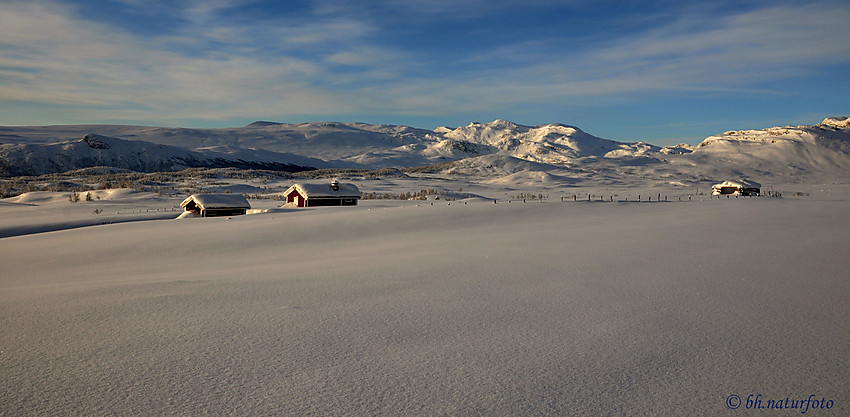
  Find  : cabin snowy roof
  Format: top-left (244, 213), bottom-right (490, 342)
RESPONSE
top-left (284, 182), bottom-right (361, 198)
top-left (180, 193), bottom-right (251, 209)
top-left (713, 179), bottom-right (761, 189)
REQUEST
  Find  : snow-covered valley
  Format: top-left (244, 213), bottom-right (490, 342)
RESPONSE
top-left (2, 117), bottom-right (849, 415)
top-left (2, 188), bottom-right (848, 415)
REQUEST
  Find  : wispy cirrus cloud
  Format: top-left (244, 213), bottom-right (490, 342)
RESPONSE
top-left (0, 0), bottom-right (848, 129)
top-left (398, 1), bottom-right (850, 106)
top-left (580, 3), bottom-right (850, 85)
top-left (0, 0), bottom-right (380, 123)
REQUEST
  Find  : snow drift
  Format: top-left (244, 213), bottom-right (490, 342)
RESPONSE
top-left (1, 196), bottom-right (847, 415)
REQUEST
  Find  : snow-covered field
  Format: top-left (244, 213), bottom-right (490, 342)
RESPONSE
top-left (2, 183), bottom-right (848, 415)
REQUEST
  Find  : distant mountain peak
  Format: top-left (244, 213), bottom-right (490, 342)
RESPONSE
top-left (246, 121), bottom-right (283, 127)
top-left (540, 122), bottom-right (580, 130)
top-left (489, 119), bottom-right (520, 128)
top-left (81, 134), bottom-right (111, 149)
top-left (821, 117), bottom-right (849, 129)
top-left (464, 119), bottom-right (522, 129)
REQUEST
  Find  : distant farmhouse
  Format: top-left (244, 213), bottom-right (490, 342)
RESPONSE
top-left (711, 180), bottom-right (761, 196)
top-left (180, 193), bottom-right (251, 217)
top-left (283, 180), bottom-right (361, 207)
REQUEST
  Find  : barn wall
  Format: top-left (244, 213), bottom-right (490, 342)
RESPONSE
top-left (203, 208), bottom-right (247, 217)
top-left (287, 190), bottom-right (305, 207)
top-left (306, 198), bottom-right (342, 207)
top-left (304, 198), bottom-right (359, 207)
top-left (183, 201), bottom-right (200, 214)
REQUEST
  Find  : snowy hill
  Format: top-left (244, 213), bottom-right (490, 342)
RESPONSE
top-left (0, 122), bottom-right (472, 170)
top-left (691, 117), bottom-right (850, 178)
top-left (0, 134), bottom-right (317, 176)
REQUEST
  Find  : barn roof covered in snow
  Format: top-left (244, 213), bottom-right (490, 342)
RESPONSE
top-left (284, 182), bottom-right (361, 198)
top-left (180, 193), bottom-right (251, 209)
top-left (713, 179), bottom-right (761, 189)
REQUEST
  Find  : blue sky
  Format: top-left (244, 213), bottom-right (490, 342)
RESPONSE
top-left (1, 0), bottom-right (848, 145)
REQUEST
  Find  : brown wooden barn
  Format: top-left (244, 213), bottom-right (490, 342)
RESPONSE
top-left (283, 180), bottom-right (360, 207)
top-left (180, 194), bottom-right (251, 217)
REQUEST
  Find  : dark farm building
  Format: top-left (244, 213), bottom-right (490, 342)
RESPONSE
top-left (283, 180), bottom-right (360, 207)
top-left (711, 180), bottom-right (761, 196)
top-left (180, 194), bottom-right (251, 217)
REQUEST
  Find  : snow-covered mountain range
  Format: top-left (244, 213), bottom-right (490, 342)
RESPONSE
top-left (1, 117), bottom-right (848, 184)
top-left (0, 134), bottom-right (319, 176)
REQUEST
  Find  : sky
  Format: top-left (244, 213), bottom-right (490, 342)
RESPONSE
top-left (1, 0), bottom-right (848, 145)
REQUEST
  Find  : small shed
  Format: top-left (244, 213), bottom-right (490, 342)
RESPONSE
top-left (711, 180), bottom-right (761, 196)
top-left (180, 193), bottom-right (251, 217)
top-left (283, 180), bottom-right (360, 207)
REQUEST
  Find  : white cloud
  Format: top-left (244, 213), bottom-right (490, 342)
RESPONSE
top-left (0, 0), bottom-right (373, 123)
top-left (380, 0), bottom-right (579, 17)
top-left (0, 0), bottom-right (848, 126)
top-left (559, 3), bottom-right (850, 91)
top-left (409, 1), bottom-right (850, 105)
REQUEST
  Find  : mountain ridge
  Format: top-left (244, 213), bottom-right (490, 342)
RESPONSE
top-left (0, 134), bottom-right (317, 176)
top-left (1, 118), bottom-right (848, 183)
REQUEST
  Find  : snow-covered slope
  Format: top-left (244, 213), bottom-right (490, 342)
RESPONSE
top-left (0, 134), bottom-right (204, 176)
top-left (0, 122), bottom-right (481, 170)
top-left (821, 116), bottom-right (850, 129)
top-left (0, 134), bottom-right (317, 176)
top-left (691, 117), bottom-right (850, 178)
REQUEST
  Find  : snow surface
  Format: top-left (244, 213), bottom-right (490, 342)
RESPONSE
top-left (2, 188), bottom-right (848, 415)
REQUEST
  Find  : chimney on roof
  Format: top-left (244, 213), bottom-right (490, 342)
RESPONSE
top-left (330, 179), bottom-right (340, 192)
